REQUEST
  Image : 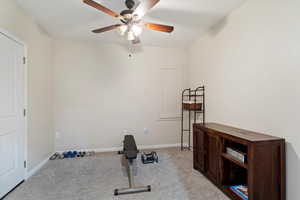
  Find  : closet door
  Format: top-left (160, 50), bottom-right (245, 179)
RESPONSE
top-left (0, 32), bottom-right (26, 198)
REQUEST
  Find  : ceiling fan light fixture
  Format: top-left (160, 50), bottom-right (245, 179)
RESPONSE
top-left (117, 25), bottom-right (128, 36)
top-left (127, 31), bottom-right (135, 41)
top-left (131, 24), bottom-right (143, 36)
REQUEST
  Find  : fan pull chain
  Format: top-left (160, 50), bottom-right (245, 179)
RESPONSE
top-left (128, 42), bottom-right (133, 58)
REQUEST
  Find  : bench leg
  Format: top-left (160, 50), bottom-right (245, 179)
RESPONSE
top-left (114, 160), bottom-right (151, 196)
top-left (128, 160), bottom-right (134, 188)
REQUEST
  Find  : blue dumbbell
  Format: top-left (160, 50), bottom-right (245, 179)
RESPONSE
top-left (73, 151), bottom-right (78, 157)
top-left (63, 152), bottom-right (69, 158)
top-left (67, 151), bottom-right (73, 158)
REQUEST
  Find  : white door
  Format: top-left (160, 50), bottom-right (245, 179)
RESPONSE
top-left (0, 32), bottom-right (26, 198)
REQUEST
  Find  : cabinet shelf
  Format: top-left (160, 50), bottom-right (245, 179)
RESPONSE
top-left (221, 153), bottom-right (248, 169)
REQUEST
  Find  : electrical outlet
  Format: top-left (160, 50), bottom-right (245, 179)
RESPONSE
top-left (143, 128), bottom-right (149, 135)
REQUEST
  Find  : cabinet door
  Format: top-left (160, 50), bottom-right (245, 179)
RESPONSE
top-left (193, 128), bottom-right (206, 172)
top-left (206, 133), bottom-right (220, 183)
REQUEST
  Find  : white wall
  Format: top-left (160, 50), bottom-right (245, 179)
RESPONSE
top-left (188, 0), bottom-right (300, 199)
top-left (53, 40), bottom-right (187, 151)
top-left (0, 0), bottom-right (54, 170)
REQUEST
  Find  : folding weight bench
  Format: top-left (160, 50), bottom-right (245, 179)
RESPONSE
top-left (114, 135), bottom-right (151, 196)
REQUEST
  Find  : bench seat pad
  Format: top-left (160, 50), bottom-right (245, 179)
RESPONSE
top-left (123, 135), bottom-right (138, 160)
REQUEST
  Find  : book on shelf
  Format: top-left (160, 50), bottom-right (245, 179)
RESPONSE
top-left (229, 185), bottom-right (248, 200)
top-left (226, 147), bottom-right (247, 163)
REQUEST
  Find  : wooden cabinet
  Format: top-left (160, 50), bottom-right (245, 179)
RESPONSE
top-left (193, 123), bottom-right (286, 200)
top-left (193, 128), bottom-right (206, 172)
top-left (206, 133), bottom-right (219, 183)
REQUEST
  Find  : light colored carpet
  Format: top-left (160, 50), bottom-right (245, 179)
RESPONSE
top-left (5, 148), bottom-right (229, 200)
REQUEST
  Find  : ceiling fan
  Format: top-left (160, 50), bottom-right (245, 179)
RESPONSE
top-left (83, 0), bottom-right (174, 44)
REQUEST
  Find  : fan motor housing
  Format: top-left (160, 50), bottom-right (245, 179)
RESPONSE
top-left (120, 9), bottom-right (134, 21)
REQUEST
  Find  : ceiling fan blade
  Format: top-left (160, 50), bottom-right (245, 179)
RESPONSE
top-left (83, 0), bottom-right (120, 18)
top-left (92, 24), bottom-right (122, 33)
top-left (132, 37), bottom-right (141, 44)
top-left (133, 0), bottom-right (160, 18)
top-left (144, 22), bottom-right (174, 33)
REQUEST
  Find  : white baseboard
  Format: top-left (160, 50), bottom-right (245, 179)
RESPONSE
top-left (25, 153), bottom-right (53, 180)
top-left (138, 143), bottom-right (182, 150)
top-left (57, 143), bottom-right (184, 154)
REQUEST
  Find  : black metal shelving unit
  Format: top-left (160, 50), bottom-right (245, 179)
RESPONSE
top-left (181, 86), bottom-right (205, 150)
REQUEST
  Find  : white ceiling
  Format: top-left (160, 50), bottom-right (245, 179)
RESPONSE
top-left (16, 0), bottom-right (244, 48)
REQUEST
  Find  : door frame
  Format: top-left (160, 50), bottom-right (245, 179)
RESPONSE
top-left (0, 28), bottom-right (28, 180)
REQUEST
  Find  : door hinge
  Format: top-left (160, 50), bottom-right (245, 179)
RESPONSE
top-left (23, 109), bottom-right (26, 117)
top-left (23, 57), bottom-right (26, 64)
top-left (24, 161), bottom-right (27, 168)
